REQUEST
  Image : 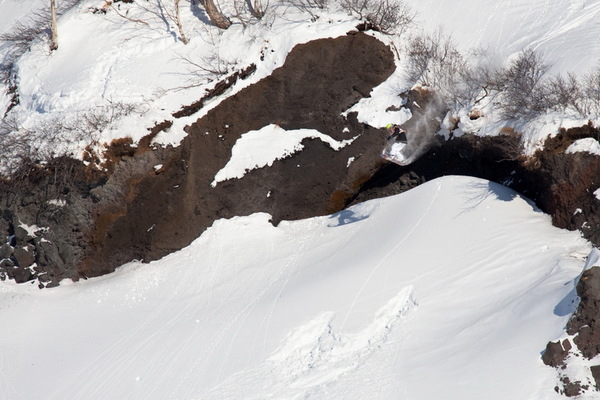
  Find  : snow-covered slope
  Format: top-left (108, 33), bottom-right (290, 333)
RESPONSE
top-left (410, 0), bottom-right (600, 74)
top-left (0, 176), bottom-right (591, 400)
top-left (2, 0), bottom-right (600, 164)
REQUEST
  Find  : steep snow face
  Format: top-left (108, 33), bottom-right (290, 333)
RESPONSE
top-left (409, 0), bottom-right (600, 74)
top-left (0, 176), bottom-right (590, 400)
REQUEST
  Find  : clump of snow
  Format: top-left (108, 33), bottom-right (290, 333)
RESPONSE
top-left (595, 188), bottom-right (600, 201)
top-left (343, 64), bottom-right (412, 128)
top-left (211, 124), bottom-right (357, 186)
top-left (17, 221), bottom-right (46, 238)
top-left (47, 199), bottom-right (66, 207)
top-left (566, 138), bottom-right (600, 155)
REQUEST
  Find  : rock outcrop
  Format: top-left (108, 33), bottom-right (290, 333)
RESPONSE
top-left (0, 32), bottom-right (397, 285)
top-left (0, 30), bottom-right (599, 293)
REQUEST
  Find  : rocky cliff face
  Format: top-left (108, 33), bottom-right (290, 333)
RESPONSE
top-left (0, 31), bottom-right (599, 298)
top-left (0, 32), bottom-right (397, 286)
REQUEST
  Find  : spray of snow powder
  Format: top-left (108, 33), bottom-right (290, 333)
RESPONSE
top-left (399, 92), bottom-right (447, 165)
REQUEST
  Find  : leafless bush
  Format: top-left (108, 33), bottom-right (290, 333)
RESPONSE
top-left (232, 0), bottom-right (269, 25)
top-left (495, 49), bottom-right (551, 119)
top-left (283, 0), bottom-right (328, 20)
top-left (581, 68), bottom-right (600, 116)
top-left (0, 101), bottom-right (139, 177)
top-left (405, 30), bottom-right (600, 123)
top-left (405, 31), bottom-right (474, 107)
top-left (546, 73), bottom-right (581, 113)
top-left (175, 49), bottom-right (240, 89)
top-left (340, 0), bottom-right (414, 34)
top-left (542, 68), bottom-right (600, 117)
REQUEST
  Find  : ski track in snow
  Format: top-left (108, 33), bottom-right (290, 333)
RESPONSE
top-left (340, 181), bottom-right (442, 332)
top-left (204, 286), bottom-right (417, 399)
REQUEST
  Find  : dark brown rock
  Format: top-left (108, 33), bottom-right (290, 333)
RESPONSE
top-left (561, 376), bottom-right (584, 397)
top-left (542, 340), bottom-right (571, 367)
top-left (567, 267), bottom-right (600, 359)
top-left (0, 243), bottom-right (13, 259)
top-left (591, 365), bottom-right (600, 390)
top-left (13, 244), bottom-right (35, 269)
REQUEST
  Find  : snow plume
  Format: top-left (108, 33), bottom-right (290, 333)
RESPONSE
top-left (402, 92), bottom-right (446, 164)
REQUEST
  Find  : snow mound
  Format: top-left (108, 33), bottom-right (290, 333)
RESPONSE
top-left (0, 176), bottom-right (590, 400)
top-left (566, 138), bottom-right (600, 156)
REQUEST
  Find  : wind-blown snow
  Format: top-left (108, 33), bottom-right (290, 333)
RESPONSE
top-left (565, 137), bottom-right (600, 155)
top-left (211, 124), bottom-right (356, 186)
top-left (0, 176), bottom-right (591, 400)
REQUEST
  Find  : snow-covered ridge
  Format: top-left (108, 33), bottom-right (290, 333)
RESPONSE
top-left (0, 176), bottom-right (591, 399)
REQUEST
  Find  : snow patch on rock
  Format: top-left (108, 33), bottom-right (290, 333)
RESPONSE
top-left (211, 124), bottom-right (357, 186)
top-left (566, 138), bottom-right (600, 156)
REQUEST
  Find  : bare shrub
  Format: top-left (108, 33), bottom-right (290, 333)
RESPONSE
top-left (581, 67), bottom-right (600, 116)
top-left (232, 0), bottom-right (269, 25)
top-left (175, 50), bottom-right (238, 89)
top-left (340, 0), bottom-right (414, 33)
top-left (496, 49), bottom-right (551, 119)
top-left (546, 73), bottom-right (582, 114)
top-left (405, 31), bottom-right (475, 108)
top-left (0, 101), bottom-right (139, 177)
top-left (283, 0), bottom-right (328, 20)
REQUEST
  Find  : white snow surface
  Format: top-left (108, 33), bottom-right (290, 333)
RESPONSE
top-left (0, 176), bottom-right (593, 400)
top-left (409, 0), bottom-right (600, 75)
top-left (565, 137), bottom-right (600, 155)
top-left (212, 124), bottom-right (356, 186)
